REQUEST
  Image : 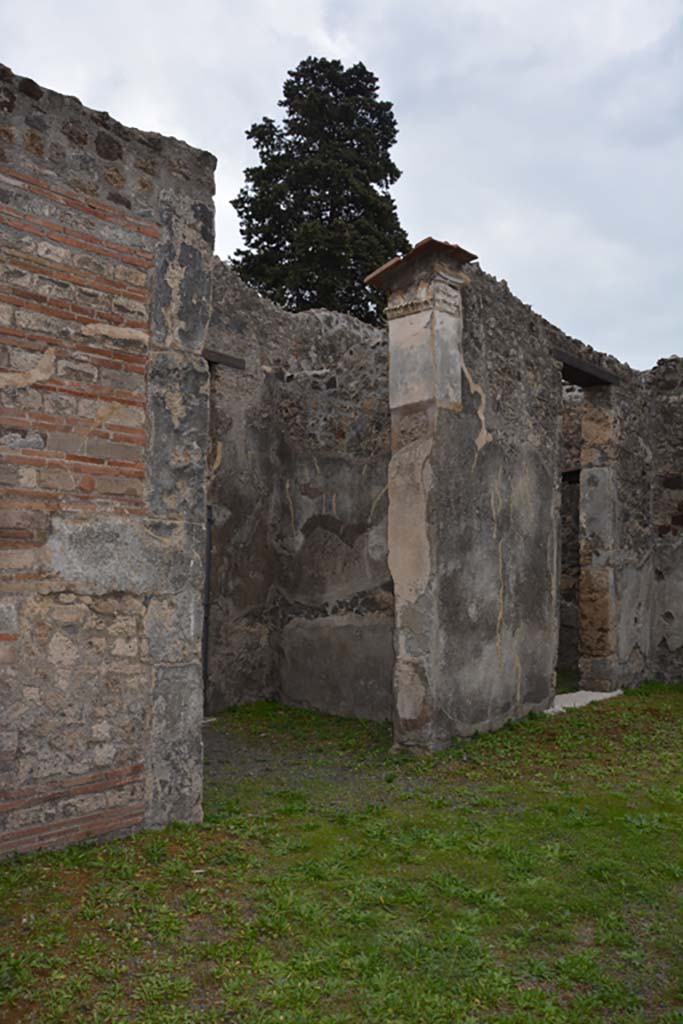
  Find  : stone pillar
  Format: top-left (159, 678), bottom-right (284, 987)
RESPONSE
top-left (366, 239), bottom-right (476, 751)
top-left (578, 387), bottom-right (620, 690)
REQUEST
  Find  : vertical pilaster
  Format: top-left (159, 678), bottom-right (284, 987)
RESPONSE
top-left (367, 240), bottom-right (475, 751)
top-left (578, 386), bottom-right (620, 690)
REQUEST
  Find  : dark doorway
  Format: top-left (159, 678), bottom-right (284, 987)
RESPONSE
top-left (554, 350), bottom-right (619, 694)
top-left (558, 467), bottom-right (581, 692)
top-left (557, 385), bottom-right (583, 694)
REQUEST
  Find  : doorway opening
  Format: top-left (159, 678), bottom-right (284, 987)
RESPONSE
top-left (558, 464), bottom-right (581, 693)
top-left (555, 350), bottom-right (619, 694)
top-left (558, 378), bottom-right (583, 694)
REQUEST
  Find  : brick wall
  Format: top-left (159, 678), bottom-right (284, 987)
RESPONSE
top-left (0, 66), bottom-right (215, 855)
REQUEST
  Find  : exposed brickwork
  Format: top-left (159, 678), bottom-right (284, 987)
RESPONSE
top-left (1, 64), bottom-right (216, 857)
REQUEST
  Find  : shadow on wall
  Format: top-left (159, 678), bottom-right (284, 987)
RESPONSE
top-left (204, 262), bottom-right (394, 722)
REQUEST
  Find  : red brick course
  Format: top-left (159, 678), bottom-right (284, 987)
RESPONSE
top-left (0, 762), bottom-right (144, 815)
top-left (0, 207), bottom-right (155, 269)
top-left (0, 802), bottom-right (146, 856)
top-left (1, 167), bottom-right (161, 236)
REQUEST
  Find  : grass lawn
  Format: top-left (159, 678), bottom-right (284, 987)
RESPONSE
top-left (1, 683), bottom-right (683, 1023)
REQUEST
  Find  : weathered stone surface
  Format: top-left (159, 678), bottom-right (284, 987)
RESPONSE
top-left (433, 429), bottom-right (559, 738)
top-left (146, 351), bottom-right (210, 521)
top-left (150, 195), bottom-right (215, 353)
top-left (579, 566), bottom-right (617, 658)
top-left (280, 614), bottom-right (393, 722)
top-left (3, 591), bottom-right (148, 835)
top-left (144, 587), bottom-right (204, 663)
top-left (652, 541), bottom-right (683, 673)
top-left (380, 248), bottom-right (561, 749)
top-left (205, 261), bottom-right (393, 720)
top-left (558, 458), bottom-right (580, 671)
top-left (576, 380), bottom-right (655, 690)
top-left (644, 358), bottom-right (683, 682)
top-left (47, 516), bottom-right (204, 596)
top-left (3, 65), bottom-right (681, 860)
top-left (388, 436), bottom-right (439, 749)
top-left (146, 665), bottom-right (203, 826)
top-left (1, 63), bottom-right (214, 857)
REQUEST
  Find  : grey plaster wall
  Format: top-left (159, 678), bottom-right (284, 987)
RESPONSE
top-left (432, 266), bottom-right (563, 738)
top-left (205, 262), bottom-right (393, 721)
top-left (378, 244), bottom-right (676, 751)
top-left (647, 357), bottom-right (683, 682)
top-left (378, 251), bottom-right (565, 751)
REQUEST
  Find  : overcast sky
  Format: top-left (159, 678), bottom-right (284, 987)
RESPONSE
top-left (2, 0), bottom-right (681, 368)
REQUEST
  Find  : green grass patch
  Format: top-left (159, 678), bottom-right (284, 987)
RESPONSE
top-left (1, 682), bottom-right (682, 1022)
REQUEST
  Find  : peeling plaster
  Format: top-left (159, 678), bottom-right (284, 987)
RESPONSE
top-left (462, 361), bottom-right (493, 460)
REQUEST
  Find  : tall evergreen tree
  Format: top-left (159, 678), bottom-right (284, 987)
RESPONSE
top-left (231, 57), bottom-right (410, 324)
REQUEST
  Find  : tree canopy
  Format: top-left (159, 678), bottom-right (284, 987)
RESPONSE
top-left (231, 57), bottom-right (410, 324)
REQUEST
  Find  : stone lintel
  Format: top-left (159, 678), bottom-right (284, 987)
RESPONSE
top-left (553, 348), bottom-right (619, 388)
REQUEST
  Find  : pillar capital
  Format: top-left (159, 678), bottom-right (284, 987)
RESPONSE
top-left (365, 236), bottom-right (477, 294)
top-left (366, 238), bottom-right (477, 418)
top-left (366, 238), bottom-right (476, 321)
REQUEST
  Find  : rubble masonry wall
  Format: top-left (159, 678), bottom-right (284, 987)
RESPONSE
top-left (205, 262), bottom-right (393, 721)
top-left (1, 66), bottom-right (681, 854)
top-left (0, 65), bottom-right (215, 855)
top-left (647, 357), bottom-right (683, 681)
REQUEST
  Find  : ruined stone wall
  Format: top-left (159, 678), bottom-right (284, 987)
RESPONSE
top-left (378, 249), bottom-right (564, 749)
top-left (206, 263), bottom-right (393, 721)
top-left (2, 65), bottom-right (678, 862)
top-left (460, 275), bottom-right (658, 695)
top-left (380, 240), bottom-right (672, 753)
top-left (204, 264), bottom-right (284, 711)
top-left (647, 357), bottom-right (683, 681)
top-left (0, 66), bottom-right (215, 856)
top-left (429, 266), bottom-right (564, 738)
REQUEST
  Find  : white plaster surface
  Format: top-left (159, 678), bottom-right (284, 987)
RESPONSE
top-left (546, 689), bottom-right (623, 715)
top-left (388, 309), bottom-right (434, 409)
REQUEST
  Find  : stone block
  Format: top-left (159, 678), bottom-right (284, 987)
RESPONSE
top-left (280, 614), bottom-right (393, 722)
top-left (146, 664), bottom-right (203, 826)
top-left (144, 587), bottom-right (203, 664)
top-left (0, 598), bottom-right (19, 633)
top-left (47, 515), bottom-right (204, 596)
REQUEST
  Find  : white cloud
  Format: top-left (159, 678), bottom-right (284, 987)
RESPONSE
top-left (1, 0), bottom-right (680, 367)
